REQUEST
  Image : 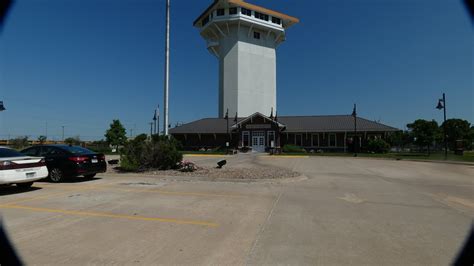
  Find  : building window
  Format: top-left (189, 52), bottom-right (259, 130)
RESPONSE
top-left (229, 7), bottom-right (237, 15)
top-left (202, 16), bottom-right (209, 26)
top-left (216, 9), bottom-right (225, 16)
top-left (271, 17), bottom-right (281, 25)
top-left (312, 134), bottom-right (319, 147)
top-left (252, 136), bottom-right (258, 146)
top-left (255, 12), bottom-right (269, 21)
top-left (295, 134), bottom-right (303, 146)
top-left (329, 134), bottom-right (337, 147)
top-left (241, 8), bottom-right (252, 16)
top-left (267, 131), bottom-right (275, 147)
top-left (253, 31), bottom-right (260, 39)
top-left (242, 131), bottom-right (250, 147)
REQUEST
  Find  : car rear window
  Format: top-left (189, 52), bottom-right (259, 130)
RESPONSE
top-left (0, 148), bottom-right (24, 158)
top-left (61, 146), bottom-right (94, 155)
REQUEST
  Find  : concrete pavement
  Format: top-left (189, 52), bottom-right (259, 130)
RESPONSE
top-left (0, 154), bottom-right (472, 265)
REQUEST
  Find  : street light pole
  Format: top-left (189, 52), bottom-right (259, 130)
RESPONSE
top-left (153, 110), bottom-right (157, 135)
top-left (62, 126), bottom-right (65, 141)
top-left (443, 93), bottom-right (447, 160)
top-left (352, 104), bottom-right (358, 157)
top-left (436, 93), bottom-right (448, 160)
top-left (225, 109), bottom-right (229, 154)
top-left (0, 102), bottom-right (5, 141)
top-left (157, 106), bottom-right (160, 136)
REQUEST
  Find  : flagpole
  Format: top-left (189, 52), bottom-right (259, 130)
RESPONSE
top-left (163, 0), bottom-right (170, 136)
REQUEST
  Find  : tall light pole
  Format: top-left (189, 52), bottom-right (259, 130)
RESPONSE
top-left (152, 110), bottom-right (157, 135)
top-left (163, 0), bottom-right (170, 136)
top-left (436, 93), bottom-right (448, 160)
top-left (156, 105), bottom-right (160, 136)
top-left (61, 126), bottom-right (65, 141)
top-left (225, 109), bottom-right (229, 154)
top-left (0, 102), bottom-right (5, 142)
top-left (352, 104), bottom-right (358, 157)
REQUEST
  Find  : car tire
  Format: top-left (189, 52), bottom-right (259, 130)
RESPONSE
top-left (49, 168), bottom-right (64, 183)
top-left (16, 182), bottom-right (33, 188)
top-left (84, 174), bottom-right (96, 179)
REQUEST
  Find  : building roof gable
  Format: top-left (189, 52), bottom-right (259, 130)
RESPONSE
top-left (231, 112), bottom-right (285, 129)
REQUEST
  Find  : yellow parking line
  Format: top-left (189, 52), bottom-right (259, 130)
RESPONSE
top-left (1, 185), bottom-right (244, 210)
top-left (184, 154), bottom-right (228, 157)
top-left (0, 188), bottom-right (100, 206)
top-left (260, 155), bottom-right (309, 158)
top-left (41, 183), bottom-right (244, 198)
top-left (112, 187), bottom-right (243, 198)
top-left (0, 204), bottom-right (219, 227)
top-left (38, 183), bottom-right (102, 190)
top-left (145, 189), bottom-right (241, 197)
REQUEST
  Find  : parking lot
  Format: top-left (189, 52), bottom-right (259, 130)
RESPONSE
top-left (1, 154), bottom-right (473, 265)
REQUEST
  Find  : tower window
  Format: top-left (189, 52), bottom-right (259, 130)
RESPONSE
top-left (229, 7), bottom-right (237, 15)
top-left (253, 31), bottom-right (261, 39)
top-left (271, 17), bottom-right (281, 25)
top-left (255, 12), bottom-right (269, 21)
top-left (241, 8), bottom-right (252, 16)
top-left (217, 9), bottom-right (225, 16)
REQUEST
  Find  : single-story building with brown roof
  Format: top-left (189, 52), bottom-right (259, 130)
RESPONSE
top-left (170, 112), bottom-right (399, 152)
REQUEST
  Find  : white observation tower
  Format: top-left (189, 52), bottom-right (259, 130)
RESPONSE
top-left (194, 0), bottom-right (299, 118)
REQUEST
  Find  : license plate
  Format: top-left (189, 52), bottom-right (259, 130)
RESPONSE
top-left (26, 172), bottom-right (36, 178)
top-left (91, 159), bottom-right (98, 163)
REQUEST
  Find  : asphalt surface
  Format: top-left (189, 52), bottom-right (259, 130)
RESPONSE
top-left (0, 153), bottom-right (472, 265)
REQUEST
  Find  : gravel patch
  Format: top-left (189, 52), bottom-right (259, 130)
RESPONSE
top-left (107, 164), bottom-right (299, 180)
top-left (151, 166), bottom-right (299, 180)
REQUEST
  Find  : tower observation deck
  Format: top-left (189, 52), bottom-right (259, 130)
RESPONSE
top-left (194, 0), bottom-right (299, 118)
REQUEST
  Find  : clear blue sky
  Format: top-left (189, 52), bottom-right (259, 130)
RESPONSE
top-left (0, 0), bottom-right (472, 140)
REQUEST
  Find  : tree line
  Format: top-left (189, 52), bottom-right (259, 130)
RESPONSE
top-left (387, 118), bottom-right (473, 153)
top-left (5, 118), bottom-right (474, 154)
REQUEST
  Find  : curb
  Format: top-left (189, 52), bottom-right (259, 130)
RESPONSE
top-left (396, 159), bottom-right (474, 166)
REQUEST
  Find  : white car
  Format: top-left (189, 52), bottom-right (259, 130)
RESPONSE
top-left (0, 147), bottom-right (49, 188)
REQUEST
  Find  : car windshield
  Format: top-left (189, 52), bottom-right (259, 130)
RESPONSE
top-left (0, 148), bottom-right (25, 158)
top-left (61, 146), bottom-right (94, 155)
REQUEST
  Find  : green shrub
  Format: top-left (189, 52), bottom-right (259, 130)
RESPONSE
top-left (367, 139), bottom-right (390, 153)
top-left (282, 144), bottom-right (306, 153)
top-left (120, 135), bottom-right (183, 171)
top-left (119, 155), bottom-right (140, 172)
top-left (151, 134), bottom-right (183, 151)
